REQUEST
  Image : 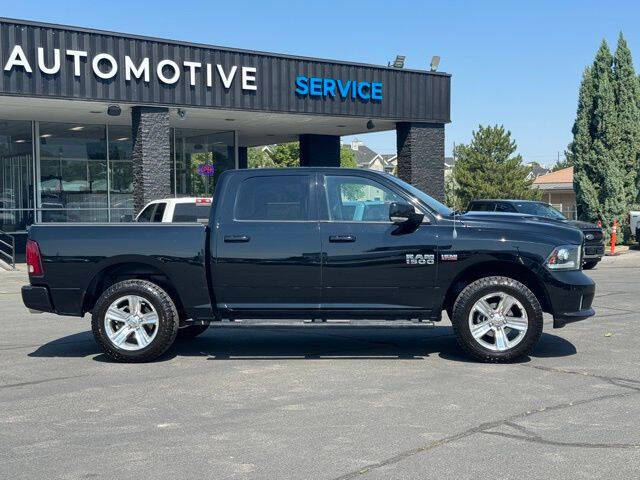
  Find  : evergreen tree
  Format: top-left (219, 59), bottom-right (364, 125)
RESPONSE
top-left (594, 67), bottom-right (626, 232)
top-left (452, 125), bottom-right (540, 208)
top-left (569, 38), bottom-right (632, 242)
top-left (612, 33), bottom-right (640, 205)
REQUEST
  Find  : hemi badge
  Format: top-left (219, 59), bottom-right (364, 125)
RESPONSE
top-left (441, 254), bottom-right (458, 261)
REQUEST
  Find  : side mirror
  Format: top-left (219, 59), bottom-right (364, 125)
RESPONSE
top-left (389, 202), bottom-right (424, 225)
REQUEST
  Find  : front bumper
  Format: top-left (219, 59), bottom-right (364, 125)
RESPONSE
top-left (22, 285), bottom-right (54, 313)
top-left (583, 243), bottom-right (604, 260)
top-left (544, 270), bottom-right (596, 328)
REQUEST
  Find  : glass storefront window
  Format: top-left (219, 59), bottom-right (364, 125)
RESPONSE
top-left (38, 122), bottom-right (108, 222)
top-left (108, 125), bottom-right (134, 219)
top-left (0, 120), bottom-right (238, 232)
top-left (0, 120), bottom-right (34, 232)
top-left (171, 129), bottom-right (235, 198)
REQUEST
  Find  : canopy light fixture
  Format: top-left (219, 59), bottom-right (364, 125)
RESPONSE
top-left (430, 55), bottom-right (441, 72)
top-left (107, 105), bottom-right (121, 116)
top-left (389, 55), bottom-right (405, 69)
top-left (69, 126), bottom-right (84, 131)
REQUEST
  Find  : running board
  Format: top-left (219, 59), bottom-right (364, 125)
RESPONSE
top-left (209, 318), bottom-right (436, 328)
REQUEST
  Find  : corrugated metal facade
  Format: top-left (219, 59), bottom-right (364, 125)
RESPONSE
top-left (0, 19), bottom-right (450, 123)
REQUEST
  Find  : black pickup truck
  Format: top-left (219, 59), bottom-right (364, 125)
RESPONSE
top-left (22, 168), bottom-right (595, 363)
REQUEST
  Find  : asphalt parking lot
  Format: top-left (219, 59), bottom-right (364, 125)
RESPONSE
top-left (1, 253), bottom-right (640, 479)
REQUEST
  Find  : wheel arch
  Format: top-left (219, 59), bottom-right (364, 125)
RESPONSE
top-left (442, 260), bottom-right (551, 317)
top-left (82, 260), bottom-right (186, 321)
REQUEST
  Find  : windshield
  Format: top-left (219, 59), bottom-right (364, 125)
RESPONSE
top-left (514, 202), bottom-right (566, 220)
top-left (382, 173), bottom-right (453, 216)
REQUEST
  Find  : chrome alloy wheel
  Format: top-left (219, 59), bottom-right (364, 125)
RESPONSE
top-left (104, 295), bottom-right (159, 351)
top-left (468, 292), bottom-right (528, 351)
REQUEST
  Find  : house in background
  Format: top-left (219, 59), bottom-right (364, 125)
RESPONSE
top-left (444, 156), bottom-right (456, 177)
top-left (526, 162), bottom-right (550, 180)
top-left (532, 167), bottom-right (576, 219)
top-left (344, 139), bottom-right (397, 174)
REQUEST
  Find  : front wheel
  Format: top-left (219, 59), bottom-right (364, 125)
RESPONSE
top-left (92, 280), bottom-right (179, 362)
top-left (583, 261), bottom-right (599, 270)
top-left (451, 276), bottom-right (543, 363)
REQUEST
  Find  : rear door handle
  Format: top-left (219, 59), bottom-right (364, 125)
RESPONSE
top-left (329, 235), bottom-right (356, 243)
top-left (224, 235), bottom-right (250, 243)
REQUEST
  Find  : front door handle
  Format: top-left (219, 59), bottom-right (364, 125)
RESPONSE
top-left (329, 235), bottom-right (356, 243)
top-left (224, 235), bottom-right (250, 243)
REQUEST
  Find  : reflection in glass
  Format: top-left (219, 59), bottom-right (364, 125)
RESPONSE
top-left (171, 129), bottom-right (235, 197)
top-left (0, 120), bottom-right (34, 231)
top-left (38, 123), bottom-right (108, 211)
top-left (108, 125), bottom-right (133, 213)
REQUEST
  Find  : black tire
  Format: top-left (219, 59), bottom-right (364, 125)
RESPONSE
top-left (583, 261), bottom-right (599, 270)
top-left (92, 280), bottom-right (179, 362)
top-left (176, 322), bottom-right (210, 340)
top-left (451, 276), bottom-right (543, 363)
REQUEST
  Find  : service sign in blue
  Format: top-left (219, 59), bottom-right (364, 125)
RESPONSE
top-left (295, 75), bottom-right (383, 101)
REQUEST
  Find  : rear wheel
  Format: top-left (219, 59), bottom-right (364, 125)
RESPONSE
top-left (92, 280), bottom-right (179, 362)
top-left (451, 276), bottom-right (543, 362)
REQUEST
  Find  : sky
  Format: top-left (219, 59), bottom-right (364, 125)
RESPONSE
top-left (4, 0), bottom-right (640, 166)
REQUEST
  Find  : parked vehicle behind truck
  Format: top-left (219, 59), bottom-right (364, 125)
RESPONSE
top-left (23, 168), bottom-right (595, 363)
top-left (466, 199), bottom-right (604, 269)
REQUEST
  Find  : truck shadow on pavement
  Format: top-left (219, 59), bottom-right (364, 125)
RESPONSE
top-left (28, 325), bottom-right (577, 363)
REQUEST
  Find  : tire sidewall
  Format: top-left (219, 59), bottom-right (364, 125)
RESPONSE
top-left (453, 277), bottom-right (543, 362)
top-left (92, 280), bottom-right (178, 361)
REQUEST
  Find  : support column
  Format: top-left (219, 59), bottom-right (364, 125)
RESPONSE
top-left (396, 122), bottom-right (445, 202)
top-left (299, 134), bottom-right (340, 167)
top-left (131, 106), bottom-right (171, 214)
top-left (238, 146), bottom-right (248, 169)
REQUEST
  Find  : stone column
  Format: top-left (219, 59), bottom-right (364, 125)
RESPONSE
top-left (299, 134), bottom-right (340, 167)
top-left (131, 106), bottom-right (171, 214)
top-left (396, 122), bottom-right (445, 202)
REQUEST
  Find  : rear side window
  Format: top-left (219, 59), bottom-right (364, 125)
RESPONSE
top-left (152, 203), bottom-right (166, 222)
top-left (172, 203), bottom-right (212, 223)
top-left (496, 202), bottom-right (515, 213)
top-left (468, 202), bottom-right (492, 211)
top-left (235, 175), bottom-right (310, 221)
top-left (137, 204), bottom-right (155, 222)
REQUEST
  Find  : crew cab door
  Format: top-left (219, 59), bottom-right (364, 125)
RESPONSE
top-left (319, 173), bottom-right (438, 314)
top-left (212, 172), bottom-right (321, 313)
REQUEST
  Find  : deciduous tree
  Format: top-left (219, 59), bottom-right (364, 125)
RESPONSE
top-left (452, 125), bottom-right (540, 209)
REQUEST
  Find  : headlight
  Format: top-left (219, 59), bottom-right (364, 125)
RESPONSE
top-left (546, 244), bottom-right (582, 270)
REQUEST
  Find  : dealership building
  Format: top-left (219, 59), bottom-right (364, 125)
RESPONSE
top-left (0, 18), bottom-right (451, 253)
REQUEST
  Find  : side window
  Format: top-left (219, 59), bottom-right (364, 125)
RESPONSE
top-left (496, 202), bottom-right (515, 213)
top-left (152, 203), bottom-right (166, 222)
top-left (137, 204), bottom-right (155, 222)
top-left (324, 175), bottom-right (405, 222)
top-left (173, 203), bottom-right (212, 222)
top-left (235, 175), bottom-right (310, 221)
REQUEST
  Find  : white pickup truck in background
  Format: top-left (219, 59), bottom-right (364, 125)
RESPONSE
top-left (630, 211), bottom-right (640, 244)
top-left (135, 197), bottom-right (213, 223)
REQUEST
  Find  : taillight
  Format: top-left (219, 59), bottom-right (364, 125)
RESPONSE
top-left (26, 239), bottom-right (44, 276)
top-left (196, 198), bottom-right (212, 204)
